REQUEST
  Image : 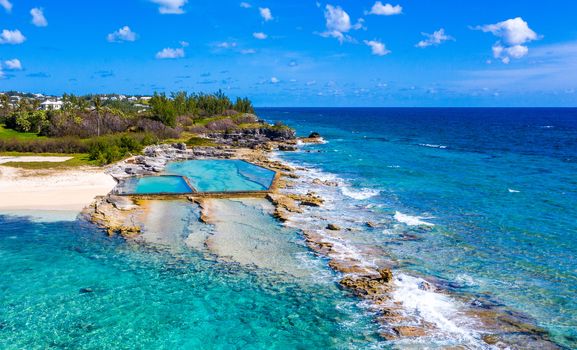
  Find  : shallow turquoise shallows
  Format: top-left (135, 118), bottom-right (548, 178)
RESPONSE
top-left (123, 175), bottom-right (192, 194)
top-left (0, 210), bottom-right (381, 349)
top-left (165, 160), bottom-right (275, 192)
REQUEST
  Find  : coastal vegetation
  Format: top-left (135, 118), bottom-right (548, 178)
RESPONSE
top-left (0, 90), bottom-right (263, 166)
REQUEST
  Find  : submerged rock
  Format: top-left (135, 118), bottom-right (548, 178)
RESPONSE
top-left (79, 288), bottom-right (93, 294)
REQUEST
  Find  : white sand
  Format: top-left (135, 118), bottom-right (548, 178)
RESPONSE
top-left (0, 165), bottom-right (116, 212)
top-left (0, 156), bottom-right (73, 164)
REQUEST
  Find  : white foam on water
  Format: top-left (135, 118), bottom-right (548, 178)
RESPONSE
top-left (419, 143), bottom-right (448, 149)
top-left (341, 187), bottom-right (381, 200)
top-left (392, 273), bottom-right (483, 346)
top-left (508, 188), bottom-right (520, 193)
top-left (394, 211), bottom-right (435, 227)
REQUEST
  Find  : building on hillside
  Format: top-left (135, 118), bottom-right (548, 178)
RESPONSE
top-left (40, 100), bottom-right (64, 111)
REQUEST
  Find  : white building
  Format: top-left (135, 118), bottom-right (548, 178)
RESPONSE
top-left (40, 100), bottom-right (64, 111)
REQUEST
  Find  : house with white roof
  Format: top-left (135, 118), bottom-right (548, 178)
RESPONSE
top-left (39, 100), bottom-right (64, 111)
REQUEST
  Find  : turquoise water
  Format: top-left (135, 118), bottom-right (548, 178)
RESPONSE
top-left (0, 208), bottom-right (382, 349)
top-left (165, 160), bottom-right (275, 192)
top-left (259, 107), bottom-right (577, 348)
top-left (120, 175), bottom-right (192, 194)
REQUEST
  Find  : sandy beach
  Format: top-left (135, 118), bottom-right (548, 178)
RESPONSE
top-left (0, 164), bottom-right (116, 212)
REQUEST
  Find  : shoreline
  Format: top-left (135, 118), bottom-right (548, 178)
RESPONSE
top-left (0, 165), bottom-right (116, 213)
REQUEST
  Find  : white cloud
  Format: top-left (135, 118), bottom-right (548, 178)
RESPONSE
top-left (259, 7), bottom-right (273, 21)
top-left (30, 8), bottom-right (48, 27)
top-left (364, 40), bottom-right (391, 56)
top-left (320, 4), bottom-right (363, 43)
top-left (0, 0), bottom-right (12, 13)
top-left (180, 41), bottom-right (189, 47)
top-left (150, 0), bottom-right (187, 14)
top-left (240, 49), bottom-right (256, 54)
top-left (216, 41), bottom-right (237, 49)
top-left (416, 28), bottom-right (454, 48)
top-left (107, 26), bottom-right (137, 42)
top-left (156, 47), bottom-right (185, 59)
top-left (0, 29), bottom-right (26, 44)
top-left (253, 32), bottom-right (267, 40)
top-left (4, 58), bottom-right (22, 70)
top-left (474, 17), bottom-right (540, 63)
top-left (270, 76), bottom-right (280, 84)
top-left (366, 2), bottom-right (402, 16)
top-left (240, 2), bottom-right (251, 8)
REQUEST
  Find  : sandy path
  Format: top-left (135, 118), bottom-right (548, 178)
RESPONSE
top-left (0, 166), bottom-right (116, 212)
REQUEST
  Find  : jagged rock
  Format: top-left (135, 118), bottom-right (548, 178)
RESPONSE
top-left (288, 192), bottom-right (324, 207)
top-left (393, 326), bottom-right (427, 337)
top-left (107, 195), bottom-right (138, 211)
top-left (309, 132), bottom-right (321, 139)
top-left (377, 268), bottom-right (393, 283)
top-left (326, 223), bottom-right (341, 231)
top-left (339, 275), bottom-right (391, 298)
top-left (279, 144), bottom-right (298, 152)
top-left (366, 221), bottom-right (377, 228)
top-left (267, 194), bottom-right (303, 214)
top-left (312, 178), bottom-right (339, 187)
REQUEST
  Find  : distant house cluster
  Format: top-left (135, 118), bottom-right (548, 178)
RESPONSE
top-left (0, 92), bottom-right (153, 112)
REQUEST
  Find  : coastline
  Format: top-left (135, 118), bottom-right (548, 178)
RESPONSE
top-left (0, 128), bottom-right (562, 348)
top-left (78, 138), bottom-right (561, 349)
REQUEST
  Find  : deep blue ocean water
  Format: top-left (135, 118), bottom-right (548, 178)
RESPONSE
top-left (258, 107), bottom-right (577, 348)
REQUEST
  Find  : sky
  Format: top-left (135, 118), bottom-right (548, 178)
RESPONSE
top-left (0, 0), bottom-right (577, 107)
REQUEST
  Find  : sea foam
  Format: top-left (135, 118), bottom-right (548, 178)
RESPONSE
top-left (394, 211), bottom-right (435, 227)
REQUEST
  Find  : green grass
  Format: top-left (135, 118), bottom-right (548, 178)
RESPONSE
top-left (0, 152), bottom-right (98, 169)
top-left (0, 124), bottom-right (45, 140)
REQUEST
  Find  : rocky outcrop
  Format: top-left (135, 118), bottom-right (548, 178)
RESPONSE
top-left (108, 144), bottom-right (235, 181)
top-left (82, 195), bottom-right (142, 238)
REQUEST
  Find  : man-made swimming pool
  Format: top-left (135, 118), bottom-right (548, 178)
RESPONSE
top-left (165, 160), bottom-right (275, 192)
top-left (118, 175), bottom-right (193, 195)
top-left (116, 160), bottom-right (277, 195)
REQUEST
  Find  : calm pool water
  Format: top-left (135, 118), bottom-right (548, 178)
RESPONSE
top-left (120, 175), bottom-right (192, 194)
top-left (165, 160), bottom-right (276, 192)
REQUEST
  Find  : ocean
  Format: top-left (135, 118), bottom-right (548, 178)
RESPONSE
top-left (1, 107), bottom-right (576, 348)
top-left (259, 107), bottom-right (577, 348)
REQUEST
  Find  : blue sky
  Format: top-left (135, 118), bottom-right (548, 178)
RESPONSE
top-left (0, 0), bottom-right (576, 106)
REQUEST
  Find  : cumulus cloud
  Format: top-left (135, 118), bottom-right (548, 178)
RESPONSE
top-left (320, 4), bottom-right (363, 43)
top-left (240, 2), bottom-right (251, 8)
top-left (474, 17), bottom-right (540, 63)
top-left (364, 40), bottom-right (391, 56)
top-left (366, 2), bottom-right (402, 16)
top-left (253, 32), bottom-right (267, 40)
top-left (270, 76), bottom-right (280, 84)
top-left (150, 0), bottom-right (187, 14)
top-left (30, 8), bottom-right (48, 27)
top-left (156, 47), bottom-right (185, 59)
top-left (416, 28), bottom-right (454, 48)
top-left (0, 0), bottom-right (12, 13)
top-left (0, 29), bottom-right (26, 44)
top-left (4, 58), bottom-right (22, 70)
top-left (107, 26), bottom-right (137, 42)
top-left (259, 7), bottom-right (273, 21)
